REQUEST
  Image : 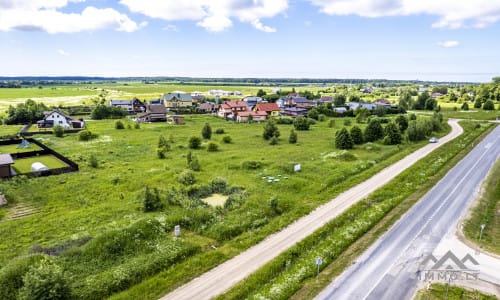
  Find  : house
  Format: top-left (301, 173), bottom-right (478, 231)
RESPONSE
top-left (0, 154), bottom-right (14, 178)
top-left (37, 109), bottom-right (82, 128)
top-left (320, 96), bottom-right (334, 104)
top-left (217, 101), bottom-right (249, 119)
top-left (360, 88), bottom-right (373, 94)
top-left (242, 96), bottom-right (263, 110)
top-left (374, 99), bottom-right (398, 109)
top-left (254, 103), bottom-right (280, 117)
top-left (137, 104), bottom-right (167, 122)
top-left (236, 111), bottom-right (267, 123)
top-left (346, 102), bottom-right (375, 111)
top-left (431, 93), bottom-right (444, 99)
top-left (282, 107), bottom-right (308, 117)
top-left (110, 100), bottom-right (133, 112)
top-left (163, 93), bottom-right (193, 109)
top-left (192, 95), bottom-right (206, 102)
top-left (418, 85), bottom-right (427, 93)
top-left (132, 98), bottom-right (147, 112)
top-left (292, 96), bottom-right (314, 108)
top-left (150, 99), bottom-right (163, 105)
top-left (168, 115), bottom-right (184, 125)
top-left (333, 107), bottom-right (347, 113)
top-left (197, 102), bottom-right (216, 113)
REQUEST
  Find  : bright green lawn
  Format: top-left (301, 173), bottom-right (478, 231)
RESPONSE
top-left (0, 125), bottom-right (22, 136)
top-left (11, 155), bottom-right (68, 174)
top-left (0, 143), bottom-right (42, 154)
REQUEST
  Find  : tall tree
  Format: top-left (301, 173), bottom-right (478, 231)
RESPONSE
top-left (335, 128), bottom-right (353, 149)
top-left (364, 119), bottom-right (384, 142)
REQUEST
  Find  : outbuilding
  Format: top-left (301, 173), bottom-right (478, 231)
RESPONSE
top-left (0, 154), bottom-right (14, 178)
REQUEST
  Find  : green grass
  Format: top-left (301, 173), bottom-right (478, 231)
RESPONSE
top-left (414, 283), bottom-right (498, 300)
top-left (463, 158), bottom-right (500, 254)
top-left (0, 125), bottom-right (22, 137)
top-left (0, 114), bottom-right (449, 299)
top-left (11, 155), bottom-right (68, 174)
top-left (0, 143), bottom-right (42, 154)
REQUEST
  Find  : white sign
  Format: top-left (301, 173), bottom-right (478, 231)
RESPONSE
top-left (294, 164), bottom-right (301, 172)
top-left (315, 258), bottom-right (323, 265)
top-left (174, 225), bottom-right (181, 237)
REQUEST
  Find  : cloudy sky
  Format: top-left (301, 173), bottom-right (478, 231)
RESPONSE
top-left (1, 0), bottom-right (499, 82)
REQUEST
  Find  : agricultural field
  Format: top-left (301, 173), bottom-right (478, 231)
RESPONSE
top-left (0, 113), bottom-right (449, 299)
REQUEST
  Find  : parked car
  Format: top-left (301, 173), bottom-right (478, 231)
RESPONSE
top-left (429, 137), bottom-right (439, 143)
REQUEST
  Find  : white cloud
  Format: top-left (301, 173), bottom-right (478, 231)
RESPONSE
top-left (120, 0), bottom-right (287, 32)
top-left (308, 0), bottom-right (500, 29)
top-left (162, 24), bottom-right (178, 32)
top-left (57, 49), bottom-right (70, 56)
top-left (437, 40), bottom-right (459, 48)
top-left (0, 0), bottom-right (142, 33)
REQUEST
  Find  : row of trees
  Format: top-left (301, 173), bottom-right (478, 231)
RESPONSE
top-left (4, 99), bottom-right (48, 124)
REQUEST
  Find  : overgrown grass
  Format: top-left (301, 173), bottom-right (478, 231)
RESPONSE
top-left (216, 121), bottom-right (493, 300)
top-left (463, 158), bottom-right (500, 254)
top-left (414, 283), bottom-right (498, 300)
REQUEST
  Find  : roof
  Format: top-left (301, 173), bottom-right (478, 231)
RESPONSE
top-left (375, 98), bottom-right (391, 104)
top-left (242, 96), bottom-right (263, 102)
top-left (320, 96), bottom-right (334, 101)
top-left (45, 109), bottom-right (73, 121)
top-left (291, 96), bottom-right (309, 103)
top-left (110, 100), bottom-right (132, 105)
top-left (221, 101), bottom-right (249, 109)
top-left (164, 93), bottom-right (193, 102)
top-left (198, 102), bottom-right (215, 109)
top-left (147, 104), bottom-right (167, 114)
top-left (284, 107), bottom-right (307, 112)
top-left (255, 103), bottom-right (280, 112)
top-left (0, 154), bottom-right (14, 165)
top-left (237, 111), bottom-right (268, 117)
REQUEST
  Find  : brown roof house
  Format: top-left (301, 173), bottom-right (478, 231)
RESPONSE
top-left (254, 103), bottom-right (280, 117)
top-left (137, 104), bottom-right (167, 122)
top-left (217, 101), bottom-right (249, 119)
top-left (0, 154), bottom-right (14, 178)
top-left (236, 111), bottom-right (268, 123)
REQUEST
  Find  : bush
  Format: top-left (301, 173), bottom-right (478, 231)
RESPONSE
top-left (0, 255), bottom-right (45, 300)
top-left (18, 258), bottom-right (72, 300)
top-left (177, 170), bottom-right (196, 185)
top-left (328, 119), bottom-right (335, 128)
top-left (343, 119), bottom-right (351, 126)
top-left (289, 129), bottom-right (297, 144)
top-left (395, 115), bottom-right (408, 132)
top-left (142, 187), bottom-right (163, 212)
top-left (318, 114), bottom-right (327, 122)
top-left (461, 102), bottom-right (469, 111)
top-left (350, 126), bottom-right (363, 144)
top-left (215, 128), bottom-right (225, 134)
top-left (335, 128), bottom-right (353, 149)
top-left (202, 123), bottom-right (212, 139)
top-left (115, 120), bottom-right (125, 129)
top-left (263, 120), bottom-right (280, 140)
top-left (275, 117), bottom-right (294, 124)
top-left (364, 119), bottom-right (384, 142)
top-left (293, 117), bottom-right (310, 131)
top-left (78, 130), bottom-right (96, 141)
top-left (269, 136), bottom-right (279, 145)
top-left (222, 136), bottom-right (232, 144)
top-left (88, 154), bottom-right (98, 168)
top-left (474, 99), bottom-right (482, 108)
top-left (241, 161), bottom-right (261, 170)
top-left (134, 122), bottom-right (140, 129)
top-left (383, 122), bottom-right (402, 145)
top-left (188, 136), bottom-right (202, 149)
top-left (189, 156), bottom-right (201, 171)
top-left (53, 125), bottom-right (64, 138)
top-left (211, 177), bottom-right (228, 193)
top-left (483, 100), bottom-right (495, 110)
top-left (207, 142), bottom-right (219, 152)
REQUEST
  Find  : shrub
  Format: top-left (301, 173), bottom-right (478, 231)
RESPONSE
top-left (483, 100), bottom-right (495, 110)
top-left (241, 161), bottom-right (261, 170)
top-left (461, 102), bottom-right (469, 111)
top-left (222, 136), bottom-right (232, 144)
top-left (350, 126), bottom-right (363, 144)
top-left (289, 129), bottom-right (297, 144)
top-left (335, 128), bottom-right (353, 149)
top-left (0, 255), bottom-right (45, 300)
top-left (269, 136), bottom-right (279, 145)
top-left (188, 136), bottom-right (202, 149)
top-left (364, 119), bottom-right (384, 142)
top-left (268, 196), bottom-right (282, 216)
top-left (328, 119), bottom-right (335, 128)
top-left (275, 117), bottom-right (293, 124)
top-left (215, 128), bottom-right (225, 134)
top-left (383, 122), bottom-right (402, 145)
top-left (134, 122), bottom-right (140, 129)
top-left (395, 115), bottom-right (408, 132)
top-left (293, 117), bottom-right (310, 131)
top-left (18, 258), bottom-right (72, 300)
top-left (177, 170), bottom-right (196, 185)
top-left (115, 120), bottom-right (125, 129)
top-left (202, 123), bottom-right (212, 139)
top-left (78, 130), bottom-right (96, 141)
top-left (263, 120), bottom-right (280, 140)
top-left (307, 108), bottom-right (319, 120)
top-left (53, 125), bottom-right (64, 137)
top-left (88, 154), bottom-right (98, 168)
top-left (474, 99), bottom-right (482, 108)
top-left (207, 142), bottom-right (219, 152)
top-left (211, 177), bottom-right (228, 193)
top-left (142, 186), bottom-right (163, 212)
top-left (189, 156), bottom-right (201, 171)
top-left (343, 119), bottom-right (351, 126)
top-left (318, 114), bottom-right (327, 122)
top-left (409, 113), bottom-right (417, 120)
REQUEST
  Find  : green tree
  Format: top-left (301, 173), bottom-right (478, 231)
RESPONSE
top-left (364, 119), bottom-right (384, 142)
top-left (383, 122), bottom-right (402, 145)
top-left (398, 92), bottom-right (414, 110)
top-left (483, 100), bottom-right (495, 110)
top-left (53, 125), bottom-right (64, 138)
top-left (202, 123), bottom-right (212, 139)
top-left (188, 136), bottom-right (202, 149)
top-left (335, 127), bottom-right (353, 149)
top-left (493, 76), bottom-right (500, 84)
top-left (293, 117), bottom-right (310, 130)
top-left (395, 115), bottom-right (408, 132)
top-left (461, 102), bottom-right (469, 111)
top-left (142, 186), bottom-right (163, 212)
top-left (473, 98), bottom-right (482, 108)
top-left (115, 120), bottom-right (124, 129)
top-left (18, 259), bottom-right (72, 300)
top-left (263, 120), bottom-right (280, 140)
top-left (334, 94), bottom-right (346, 107)
top-left (5, 99), bottom-right (48, 125)
top-left (256, 89), bottom-right (267, 97)
top-left (415, 92), bottom-right (430, 110)
top-left (350, 126), bottom-right (363, 144)
top-left (425, 98), bottom-right (437, 110)
top-left (307, 107), bottom-right (319, 120)
top-left (289, 129), bottom-right (297, 144)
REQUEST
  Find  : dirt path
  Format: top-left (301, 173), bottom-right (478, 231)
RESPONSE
top-left (160, 119), bottom-right (463, 300)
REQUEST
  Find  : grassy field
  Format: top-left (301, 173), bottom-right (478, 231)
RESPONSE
top-left (414, 283), bottom-right (498, 300)
top-left (0, 125), bottom-right (22, 137)
top-left (463, 158), bottom-right (500, 254)
top-left (0, 113), bottom-right (447, 299)
top-left (11, 155), bottom-right (68, 174)
top-left (0, 143), bottom-right (42, 154)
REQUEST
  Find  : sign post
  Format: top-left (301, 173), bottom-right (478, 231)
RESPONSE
top-left (315, 258), bottom-right (323, 278)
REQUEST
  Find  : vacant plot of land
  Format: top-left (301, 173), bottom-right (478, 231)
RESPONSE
top-left (203, 194), bottom-right (228, 207)
top-left (0, 143), bottom-right (42, 154)
top-left (12, 155), bottom-right (68, 174)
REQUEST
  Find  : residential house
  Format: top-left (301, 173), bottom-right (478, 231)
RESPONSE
top-left (197, 102), bottom-right (216, 113)
top-left (163, 92), bottom-right (193, 109)
top-left (236, 111), bottom-right (267, 123)
top-left (333, 107), bottom-right (347, 113)
top-left (292, 96), bottom-right (314, 108)
top-left (217, 101), bottom-right (249, 119)
top-left (282, 107), bottom-right (308, 117)
top-left (346, 102), bottom-right (375, 111)
top-left (110, 100), bottom-right (133, 112)
top-left (137, 104), bottom-right (167, 122)
top-left (37, 109), bottom-right (84, 128)
top-left (168, 115), bottom-right (184, 125)
top-left (360, 88), bottom-right (373, 94)
top-left (192, 95), bottom-right (206, 103)
top-left (319, 96), bottom-right (334, 105)
top-left (374, 98), bottom-right (397, 108)
top-left (418, 85), bottom-right (427, 93)
top-left (0, 154), bottom-right (14, 178)
top-left (254, 103), bottom-right (280, 117)
top-left (150, 99), bottom-right (163, 105)
top-left (431, 93), bottom-right (444, 99)
top-left (242, 96), bottom-right (263, 110)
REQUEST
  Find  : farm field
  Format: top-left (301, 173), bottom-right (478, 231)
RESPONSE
top-left (11, 155), bottom-right (68, 174)
top-left (0, 113), bottom-right (450, 299)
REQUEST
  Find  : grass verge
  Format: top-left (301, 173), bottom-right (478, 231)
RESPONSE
top-left (413, 283), bottom-right (498, 300)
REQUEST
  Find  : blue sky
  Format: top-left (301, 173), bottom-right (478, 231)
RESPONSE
top-left (1, 0), bottom-right (499, 82)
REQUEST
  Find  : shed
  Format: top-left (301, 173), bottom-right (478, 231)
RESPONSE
top-left (31, 162), bottom-right (49, 173)
top-left (0, 154), bottom-right (14, 178)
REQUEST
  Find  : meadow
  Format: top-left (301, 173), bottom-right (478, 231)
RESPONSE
top-left (0, 113), bottom-right (447, 299)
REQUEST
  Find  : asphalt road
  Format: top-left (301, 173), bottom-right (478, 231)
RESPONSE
top-left (316, 124), bottom-right (500, 300)
top-left (160, 120), bottom-right (463, 300)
